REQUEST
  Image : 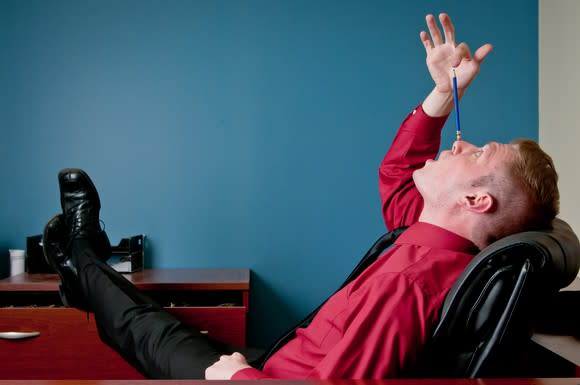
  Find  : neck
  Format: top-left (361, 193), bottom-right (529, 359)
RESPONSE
top-left (418, 207), bottom-right (481, 248)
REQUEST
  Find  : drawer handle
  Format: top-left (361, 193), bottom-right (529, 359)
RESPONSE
top-left (0, 331), bottom-right (41, 340)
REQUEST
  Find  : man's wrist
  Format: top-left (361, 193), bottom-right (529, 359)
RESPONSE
top-left (422, 87), bottom-right (457, 118)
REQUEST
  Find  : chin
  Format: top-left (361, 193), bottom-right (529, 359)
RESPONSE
top-left (413, 166), bottom-right (427, 180)
top-left (412, 169), bottom-right (420, 181)
top-left (412, 170), bottom-right (425, 191)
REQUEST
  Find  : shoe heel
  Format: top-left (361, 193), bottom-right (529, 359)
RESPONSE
top-left (58, 282), bottom-right (88, 311)
top-left (58, 284), bottom-right (73, 308)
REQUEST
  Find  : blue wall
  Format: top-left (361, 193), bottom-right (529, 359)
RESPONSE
top-left (0, 0), bottom-right (538, 347)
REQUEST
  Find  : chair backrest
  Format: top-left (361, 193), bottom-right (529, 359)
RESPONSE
top-left (414, 218), bottom-right (580, 378)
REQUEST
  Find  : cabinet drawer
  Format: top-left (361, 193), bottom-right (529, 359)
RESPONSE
top-left (0, 307), bottom-right (141, 379)
top-left (0, 306), bottom-right (246, 379)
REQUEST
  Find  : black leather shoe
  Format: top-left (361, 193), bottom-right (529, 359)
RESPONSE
top-left (59, 168), bottom-right (102, 237)
top-left (58, 168), bottom-right (112, 259)
top-left (43, 169), bottom-right (113, 310)
top-left (42, 214), bottom-right (87, 309)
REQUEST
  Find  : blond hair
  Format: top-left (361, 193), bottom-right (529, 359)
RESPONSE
top-left (509, 139), bottom-right (560, 231)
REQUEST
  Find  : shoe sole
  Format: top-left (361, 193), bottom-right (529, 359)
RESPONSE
top-left (58, 168), bottom-right (101, 211)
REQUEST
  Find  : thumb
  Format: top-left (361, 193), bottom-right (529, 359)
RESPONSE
top-left (473, 43), bottom-right (493, 63)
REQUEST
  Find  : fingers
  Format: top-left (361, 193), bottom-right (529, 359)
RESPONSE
top-left (421, 11), bottom-right (492, 81)
top-left (420, 30), bottom-right (433, 53)
top-left (451, 43), bottom-right (472, 67)
top-left (425, 14), bottom-right (443, 46)
top-left (450, 43), bottom-right (493, 67)
top-left (439, 13), bottom-right (455, 45)
top-left (218, 352), bottom-right (246, 361)
top-left (425, 13), bottom-right (456, 47)
top-left (231, 352), bottom-right (245, 360)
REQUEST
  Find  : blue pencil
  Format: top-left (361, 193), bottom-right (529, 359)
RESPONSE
top-left (452, 69), bottom-right (461, 141)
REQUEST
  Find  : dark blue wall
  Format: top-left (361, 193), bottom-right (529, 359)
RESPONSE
top-left (0, 0), bottom-right (538, 346)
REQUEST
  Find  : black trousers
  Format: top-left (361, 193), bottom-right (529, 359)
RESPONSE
top-left (75, 249), bottom-right (262, 379)
top-left (73, 228), bottom-right (407, 378)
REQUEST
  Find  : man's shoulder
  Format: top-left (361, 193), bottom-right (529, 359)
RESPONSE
top-left (392, 243), bottom-right (473, 297)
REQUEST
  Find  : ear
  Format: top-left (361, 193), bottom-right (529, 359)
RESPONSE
top-left (460, 192), bottom-right (495, 214)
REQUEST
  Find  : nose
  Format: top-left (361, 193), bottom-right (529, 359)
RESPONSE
top-left (451, 140), bottom-right (478, 155)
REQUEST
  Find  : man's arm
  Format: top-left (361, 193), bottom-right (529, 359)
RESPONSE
top-left (379, 104), bottom-right (447, 230)
top-left (379, 13), bottom-right (492, 230)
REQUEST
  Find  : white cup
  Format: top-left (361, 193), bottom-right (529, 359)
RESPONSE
top-left (9, 249), bottom-right (25, 276)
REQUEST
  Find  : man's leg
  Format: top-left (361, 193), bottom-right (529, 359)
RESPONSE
top-left (72, 241), bottom-right (227, 379)
top-left (43, 169), bottom-right (243, 379)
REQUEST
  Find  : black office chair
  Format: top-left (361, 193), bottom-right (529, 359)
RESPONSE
top-left (258, 219), bottom-right (579, 377)
top-left (413, 218), bottom-right (580, 378)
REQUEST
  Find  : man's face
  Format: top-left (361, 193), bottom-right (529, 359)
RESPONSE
top-left (413, 140), bottom-right (518, 205)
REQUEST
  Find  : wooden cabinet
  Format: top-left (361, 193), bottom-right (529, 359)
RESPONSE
top-left (0, 269), bottom-right (250, 379)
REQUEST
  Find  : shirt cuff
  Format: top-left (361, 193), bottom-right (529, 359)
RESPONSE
top-left (231, 367), bottom-right (270, 380)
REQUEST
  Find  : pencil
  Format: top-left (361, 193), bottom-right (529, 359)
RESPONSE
top-left (452, 69), bottom-right (461, 141)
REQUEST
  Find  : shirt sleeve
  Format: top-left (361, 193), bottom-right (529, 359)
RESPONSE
top-left (378, 104), bottom-right (448, 230)
top-left (306, 273), bottom-right (438, 379)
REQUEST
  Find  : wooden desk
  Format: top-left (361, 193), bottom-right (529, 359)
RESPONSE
top-left (0, 269), bottom-right (250, 380)
top-left (0, 378), bottom-right (577, 385)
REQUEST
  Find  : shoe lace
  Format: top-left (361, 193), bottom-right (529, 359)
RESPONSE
top-left (66, 202), bottom-right (103, 236)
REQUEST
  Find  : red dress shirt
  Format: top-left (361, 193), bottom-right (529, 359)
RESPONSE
top-left (233, 105), bottom-right (477, 379)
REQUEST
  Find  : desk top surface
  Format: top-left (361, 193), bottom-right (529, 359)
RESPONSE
top-left (532, 277), bottom-right (580, 366)
top-left (0, 379), bottom-right (577, 385)
top-left (0, 268), bottom-right (250, 292)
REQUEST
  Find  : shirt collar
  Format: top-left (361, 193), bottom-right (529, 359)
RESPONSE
top-left (395, 222), bottom-right (479, 254)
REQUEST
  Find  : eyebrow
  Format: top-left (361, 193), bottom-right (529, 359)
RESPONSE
top-left (479, 144), bottom-right (494, 160)
top-left (482, 142), bottom-right (511, 162)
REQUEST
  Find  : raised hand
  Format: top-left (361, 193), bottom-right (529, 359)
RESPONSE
top-left (420, 13), bottom-right (492, 94)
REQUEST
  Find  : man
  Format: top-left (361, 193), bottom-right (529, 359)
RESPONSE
top-left (43, 13), bottom-right (559, 380)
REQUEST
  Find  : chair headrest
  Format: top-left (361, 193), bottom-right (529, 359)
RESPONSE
top-left (420, 218), bottom-right (580, 378)
top-left (439, 217), bottom-right (580, 323)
